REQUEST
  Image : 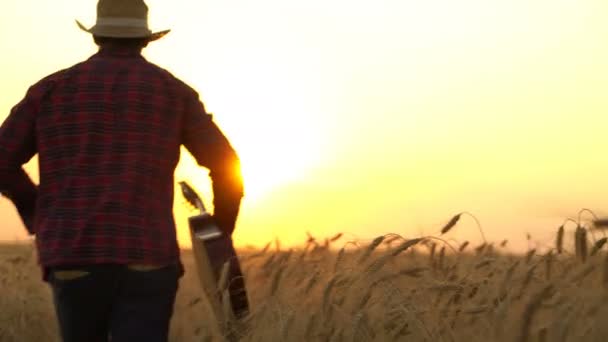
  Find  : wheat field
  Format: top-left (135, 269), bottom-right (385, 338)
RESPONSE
top-left (1, 222), bottom-right (608, 341)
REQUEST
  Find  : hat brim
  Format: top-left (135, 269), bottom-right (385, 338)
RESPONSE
top-left (76, 20), bottom-right (170, 42)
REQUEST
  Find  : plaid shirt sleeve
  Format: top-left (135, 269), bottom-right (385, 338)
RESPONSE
top-left (0, 83), bottom-right (44, 234)
top-left (181, 91), bottom-right (244, 235)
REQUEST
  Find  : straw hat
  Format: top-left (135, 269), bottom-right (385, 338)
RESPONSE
top-left (76, 0), bottom-right (170, 41)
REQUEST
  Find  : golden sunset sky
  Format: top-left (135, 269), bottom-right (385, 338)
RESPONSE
top-left (1, 0), bottom-right (607, 250)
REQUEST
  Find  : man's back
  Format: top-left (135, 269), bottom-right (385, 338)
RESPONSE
top-left (3, 45), bottom-right (243, 270)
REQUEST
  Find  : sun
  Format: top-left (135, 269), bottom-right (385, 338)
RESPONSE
top-left (234, 131), bottom-right (317, 199)
top-left (176, 116), bottom-right (321, 204)
top-left (187, 65), bottom-right (325, 201)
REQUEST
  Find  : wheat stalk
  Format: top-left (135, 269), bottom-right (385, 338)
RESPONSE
top-left (391, 238), bottom-right (424, 257)
top-left (302, 271), bottom-right (320, 295)
top-left (603, 254), bottom-right (608, 288)
top-left (544, 251), bottom-right (553, 281)
top-left (590, 237), bottom-right (607, 256)
top-left (517, 285), bottom-right (554, 342)
top-left (438, 246), bottom-right (446, 271)
top-left (441, 214), bottom-right (462, 234)
top-left (525, 249), bottom-right (536, 264)
top-left (321, 276), bottom-right (338, 309)
top-left (329, 233), bottom-right (343, 242)
top-left (556, 225), bottom-right (564, 254)
top-left (357, 236), bottom-right (385, 263)
top-left (575, 226), bottom-right (588, 263)
top-left (269, 266), bottom-right (285, 296)
top-left (333, 247), bottom-right (346, 273)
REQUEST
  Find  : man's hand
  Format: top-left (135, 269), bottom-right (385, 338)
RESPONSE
top-left (20, 213), bottom-right (35, 235)
top-left (212, 213), bottom-right (238, 237)
top-left (0, 169), bottom-right (38, 235)
top-left (22, 220), bottom-right (35, 235)
top-left (1, 191), bottom-right (36, 235)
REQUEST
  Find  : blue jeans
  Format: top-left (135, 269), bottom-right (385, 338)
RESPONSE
top-left (48, 263), bottom-right (180, 342)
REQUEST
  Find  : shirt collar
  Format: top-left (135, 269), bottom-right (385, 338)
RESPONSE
top-left (94, 46), bottom-right (144, 59)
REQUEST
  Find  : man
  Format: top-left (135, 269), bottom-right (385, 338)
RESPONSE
top-left (0, 0), bottom-right (244, 341)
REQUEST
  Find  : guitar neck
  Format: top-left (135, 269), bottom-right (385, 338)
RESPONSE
top-left (195, 198), bottom-right (207, 215)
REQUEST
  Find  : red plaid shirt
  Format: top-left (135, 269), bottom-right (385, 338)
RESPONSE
top-left (0, 46), bottom-right (243, 276)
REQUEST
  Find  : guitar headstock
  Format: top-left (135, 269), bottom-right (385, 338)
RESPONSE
top-left (178, 181), bottom-right (206, 213)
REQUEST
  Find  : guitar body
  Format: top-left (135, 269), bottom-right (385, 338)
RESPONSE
top-left (179, 182), bottom-right (250, 334)
top-left (188, 214), bottom-right (226, 329)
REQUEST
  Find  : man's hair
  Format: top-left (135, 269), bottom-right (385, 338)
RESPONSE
top-left (93, 36), bottom-right (150, 49)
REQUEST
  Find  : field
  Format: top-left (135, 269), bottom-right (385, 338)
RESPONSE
top-left (1, 223), bottom-right (608, 341)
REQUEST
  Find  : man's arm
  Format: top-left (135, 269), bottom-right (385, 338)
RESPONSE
top-left (181, 91), bottom-right (244, 236)
top-left (0, 84), bottom-right (43, 234)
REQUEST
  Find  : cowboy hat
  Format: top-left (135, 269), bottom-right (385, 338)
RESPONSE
top-left (76, 0), bottom-right (170, 41)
